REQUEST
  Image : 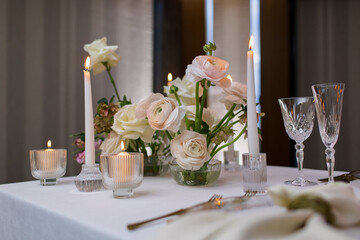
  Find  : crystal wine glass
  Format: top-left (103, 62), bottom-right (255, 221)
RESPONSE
top-left (279, 97), bottom-right (317, 186)
top-left (312, 83), bottom-right (345, 183)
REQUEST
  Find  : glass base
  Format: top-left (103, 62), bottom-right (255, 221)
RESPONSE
top-left (113, 189), bottom-right (133, 198)
top-left (74, 164), bottom-right (103, 192)
top-left (284, 177), bottom-right (317, 187)
top-left (40, 178), bottom-right (57, 186)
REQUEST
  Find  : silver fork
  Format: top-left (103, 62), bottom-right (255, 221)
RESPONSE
top-left (127, 194), bottom-right (223, 230)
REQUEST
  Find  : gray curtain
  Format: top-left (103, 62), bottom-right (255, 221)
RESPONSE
top-left (0, 0), bottom-right (153, 184)
top-left (296, 0), bottom-right (360, 171)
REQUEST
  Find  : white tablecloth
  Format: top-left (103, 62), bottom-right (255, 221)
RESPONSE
top-left (0, 166), bottom-right (359, 240)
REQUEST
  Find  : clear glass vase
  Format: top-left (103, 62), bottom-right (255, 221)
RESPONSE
top-left (169, 159), bottom-right (221, 186)
top-left (144, 155), bottom-right (171, 176)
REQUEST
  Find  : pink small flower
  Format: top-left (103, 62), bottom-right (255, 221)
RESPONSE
top-left (75, 151), bottom-right (85, 164)
top-left (185, 55), bottom-right (231, 88)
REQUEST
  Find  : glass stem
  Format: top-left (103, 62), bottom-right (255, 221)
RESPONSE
top-left (295, 142), bottom-right (305, 180)
top-left (325, 147), bottom-right (335, 183)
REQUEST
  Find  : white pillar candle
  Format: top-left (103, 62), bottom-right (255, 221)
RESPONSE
top-left (84, 57), bottom-right (95, 165)
top-left (247, 36), bottom-right (260, 154)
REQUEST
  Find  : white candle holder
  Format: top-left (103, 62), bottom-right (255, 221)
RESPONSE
top-left (30, 149), bottom-right (67, 186)
top-left (74, 164), bottom-right (103, 192)
top-left (100, 153), bottom-right (144, 198)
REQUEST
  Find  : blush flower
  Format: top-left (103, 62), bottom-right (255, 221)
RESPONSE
top-left (136, 94), bottom-right (186, 132)
top-left (185, 55), bottom-right (231, 88)
top-left (75, 151), bottom-right (85, 164)
top-left (170, 130), bottom-right (210, 170)
top-left (83, 37), bottom-right (120, 75)
top-left (221, 81), bottom-right (247, 110)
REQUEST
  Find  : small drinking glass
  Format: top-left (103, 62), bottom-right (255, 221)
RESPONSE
top-left (312, 83), bottom-right (345, 183)
top-left (242, 153), bottom-right (267, 193)
top-left (279, 97), bottom-right (317, 186)
top-left (100, 153), bottom-right (144, 198)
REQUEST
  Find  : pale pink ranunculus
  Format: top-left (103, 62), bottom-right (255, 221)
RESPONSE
top-left (75, 151), bottom-right (85, 164)
top-left (136, 93), bottom-right (164, 119)
top-left (146, 97), bottom-right (185, 132)
top-left (170, 130), bottom-right (210, 170)
top-left (221, 82), bottom-right (247, 110)
top-left (185, 55), bottom-right (231, 88)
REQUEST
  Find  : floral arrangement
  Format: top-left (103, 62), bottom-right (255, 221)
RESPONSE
top-left (74, 37), bottom-right (263, 183)
top-left (73, 37), bottom-right (169, 175)
top-left (135, 42), bottom-right (253, 172)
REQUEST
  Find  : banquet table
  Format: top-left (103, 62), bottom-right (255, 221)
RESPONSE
top-left (0, 166), bottom-right (359, 240)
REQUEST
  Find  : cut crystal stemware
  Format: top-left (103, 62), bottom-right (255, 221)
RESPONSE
top-left (279, 97), bottom-right (317, 186)
top-left (312, 83), bottom-right (345, 183)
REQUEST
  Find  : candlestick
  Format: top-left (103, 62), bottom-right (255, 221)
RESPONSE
top-left (247, 35), bottom-right (260, 154)
top-left (84, 56), bottom-right (95, 165)
top-left (30, 140), bottom-right (67, 185)
top-left (74, 57), bottom-right (102, 192)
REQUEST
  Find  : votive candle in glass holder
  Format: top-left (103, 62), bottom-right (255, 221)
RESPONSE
top-left (101, 152), bottom-right (144, 198)
top-left (30, 140), bottom-right (67, 186)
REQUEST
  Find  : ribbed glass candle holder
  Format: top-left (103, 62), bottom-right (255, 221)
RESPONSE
top-left (100, 153), bottom-right (144, 198)
top-left (30, 149), bottom-right (67, 185)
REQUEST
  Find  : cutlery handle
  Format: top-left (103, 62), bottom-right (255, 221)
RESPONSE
top-left (127, 208), bottom-right (186, 230)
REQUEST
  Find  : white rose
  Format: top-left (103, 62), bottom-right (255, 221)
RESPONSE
top-left (170, 130), bottom-right (210, 170)
top-left (146, 98), bottom-right (186, 132)
top-left (163, 77), bottom-right (203, 105)
top-left (83, 37), bottom-right (120, 75)
top-left (221, 81), bottom-right (247, 110)
top-left (100, 131), bottom-right (122, 154)
top-left (136, 93), bottom-right (164, 119)
top-left (112, 104), bottom-right (154, 143)
top-left (184, 105), bottom-right (219, 130)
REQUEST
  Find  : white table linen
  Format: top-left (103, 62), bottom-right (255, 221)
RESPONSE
top-left (0, 166), bottom-right (359, 240)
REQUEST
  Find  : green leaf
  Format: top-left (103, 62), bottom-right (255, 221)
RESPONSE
top-left (97, 98), bottom-right (108, 105)
top-left (200, 122), bottom-right (210, 134)
top-left (109, 95), bottom-right (115, 103)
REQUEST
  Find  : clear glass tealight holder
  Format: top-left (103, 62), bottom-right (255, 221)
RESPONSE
top-left (242, 153), bottom-right (267, 194)
top-left (30, 149), bottom-right (67, 185)
top-left (100, 153), bottom-right (144, 198)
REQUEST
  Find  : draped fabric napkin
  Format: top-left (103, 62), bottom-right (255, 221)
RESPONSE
top-left (155, 183), bottom-right (360, 240)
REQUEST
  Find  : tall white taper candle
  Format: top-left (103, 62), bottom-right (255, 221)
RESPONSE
top-left (247, 36), bottom-right (260, 154)
top-left (84, 57), bottom-right (95, 165)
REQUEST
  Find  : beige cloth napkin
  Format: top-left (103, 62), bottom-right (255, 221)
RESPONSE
top-left (155, 183), bottom-right (360, 240)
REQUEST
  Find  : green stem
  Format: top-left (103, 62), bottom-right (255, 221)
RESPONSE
top-left (197, 80), bottom-right (208, 132)
top-left (211, 104), bottom-right (237, 134)
top-left (165, 131), bottom-right (173, 141)
top-left (138, 138), bottom-right (148, 158)
top-left (209, 123), bottom-right (247, 160)
top-left (174, 92), bottom-right (190, 130)
top-left (102, 62), bottom-right (121, 102)
top-left (195, 82), bottom-right (200, 130)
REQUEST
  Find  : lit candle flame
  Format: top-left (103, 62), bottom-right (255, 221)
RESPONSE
top-left (85, 56), bottom-right (90, 70)
top-left (120, 141), bottom-right (125, 151)
top-left (226, 74), bottom-right (233, 82)
top-left (215, 198), bottom-right (223, 206)
top-left (249, 35), bottom-right (255, 51)
top-left (47, 140), bottom-right (52, 148)
top-left (167, 73), bottom-right (173, 83)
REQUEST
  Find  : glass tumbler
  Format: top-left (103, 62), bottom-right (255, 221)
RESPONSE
top-left (100, 153), bottom-right (144, 198)
top-left (30, 149), bottom-right (67, 185)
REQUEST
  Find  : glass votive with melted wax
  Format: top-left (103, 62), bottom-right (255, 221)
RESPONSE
top-left (30, 148), bottom-right (67, 186)
top-left (100, 152), bottom-right (144, 198)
